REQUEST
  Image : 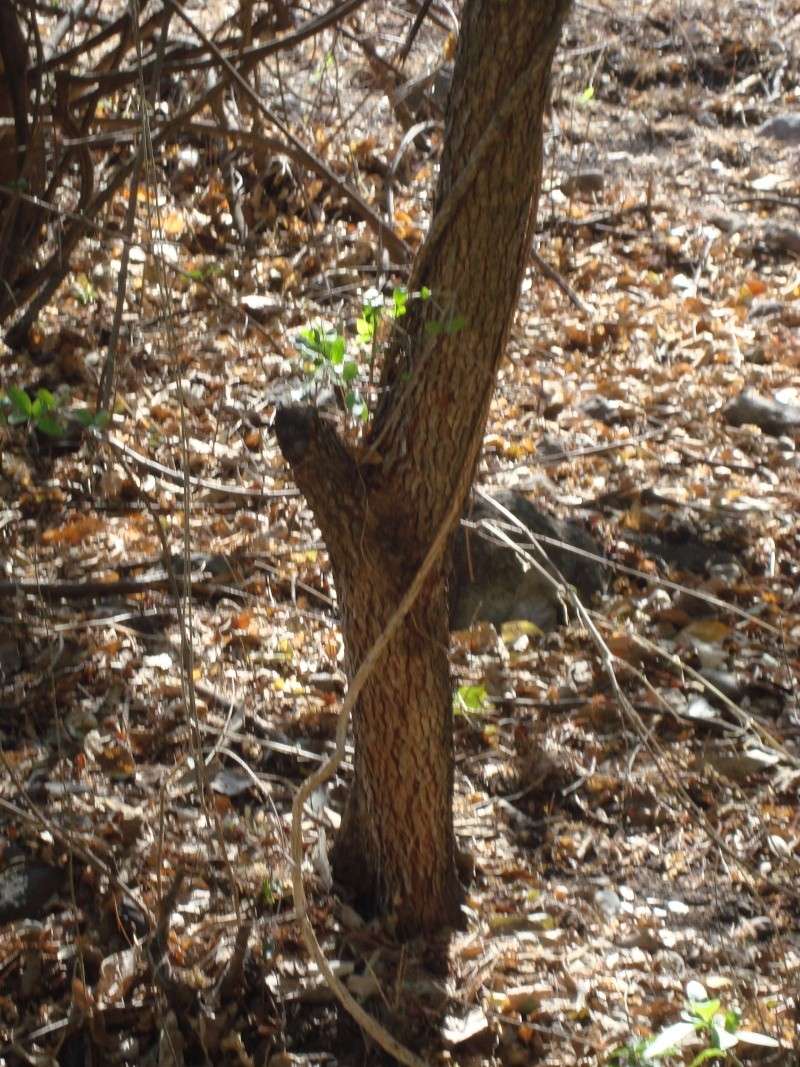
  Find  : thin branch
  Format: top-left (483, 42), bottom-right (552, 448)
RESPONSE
top-left (4, 0), bottom-right (375, 340)
top-left (99, 6), bottom-right (172, 411)
top-left (100, 431), bottom-right (299, 501)
top-left (530, 244), bottom-right (592, 317)
top-left (164, 0), bottom-right (411, 264)
top-left (475, 491), bottom-right (800, 893)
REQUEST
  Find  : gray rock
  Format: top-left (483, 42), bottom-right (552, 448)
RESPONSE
top-left (560, 169), bottom-right (605, 197)
top-left (627, 530), bottom-right (736, 576)
top-left (396, 64), bottom-right (452, 119)
top-left (725, 388), bottom-right (800, 436)
top-left (0, 852), bottom-right (63, 922)
top-left (760, 222), bottom-right (800, 257)
top-left (757, 114), bottom-right (800, 145)
top-left (450, 491), bottom-right (604, 631)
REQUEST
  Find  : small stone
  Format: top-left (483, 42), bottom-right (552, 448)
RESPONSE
top-left (594, 888), bottom-right (621, 919)
top-left (760, 222), bottom-right (800, 256)
top-left (725, 388), bottom-right (800, 436)
top-left (450, 491), bottom-right (605, 632)
top-left (560, 169), bottom-right (604, 196)
top-left (757, 114), bottom-right (800, 144)
top-left (0, 854), bottom-right (63, 922)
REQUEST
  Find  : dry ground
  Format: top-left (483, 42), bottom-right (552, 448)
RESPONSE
top-left (1, 1), bottom-right (799, 1064)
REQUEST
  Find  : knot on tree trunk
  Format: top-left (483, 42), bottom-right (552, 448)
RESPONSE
top-left (274, 405), bottom-right (366, 554)
top-left (273, 404), bottom-right (319, 466)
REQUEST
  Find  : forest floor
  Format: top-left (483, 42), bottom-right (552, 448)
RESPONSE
top-left (1, 1), bottom-right (799, 1065)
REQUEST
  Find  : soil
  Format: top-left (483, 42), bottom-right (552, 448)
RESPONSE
top-left (0, 2), bottom-right (798, 1064)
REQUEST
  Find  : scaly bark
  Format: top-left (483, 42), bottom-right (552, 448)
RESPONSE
top-left (276, 0), bottom-right (572, 936)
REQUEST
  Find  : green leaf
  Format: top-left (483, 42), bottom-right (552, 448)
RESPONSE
top-left (32, 390), bottom-right (58, 419)
top-left (709, 1024), bottom-right (738, 1052)
top-left (358, 298), bottom-right (382, 340)
top-left (688, 1050), bottom-right (725, 1066)
top-left (73, 273), bottom-right (97, 305)
top-left (298, 325), bottom-right (347, 366)
top-left (722, 1010), bottom-right (740, 1033)
top-left (342, 361), bottom-right (358, 383)
top-left (8, 386), bottom-right (32, 417)
top-left (297, 325), bottom-right (326, 357)
top-left (327, 334), bottom-right (346, 365)
top-left (35, 388), bottom-right (57, 412)
top-left (643, 1020), bottom-right (698, 1058)
top-left (501, 619), bottom-right (543, 645)
top-left (607, 1041), bottom-right (648, 1067)
top-left (296, 332), bottom-right (315, 355)
top-left (453, 684), bottom-right (489, 715)
top-left (733, 1030), bottom-right (779, 1048)
top-left (391, 286), bottom-right (408, 318)
top-left (184, 262), bottom-right (222, 282)
top-left (345, 392), bottom-right (368, 421)
top-left (35, 414), bottom-right (66, 438)
top-left (356, 315), bottom-right (374, 342)
top-left (73, 408), bottom-right (109, 429)
top-left (689, 1000), bottom-right (721, 1026)
top-left (420, 285), bottom-right (431, 300)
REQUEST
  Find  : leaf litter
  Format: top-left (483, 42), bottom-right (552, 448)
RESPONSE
top-left (0, 1), bottom-right (798, 1064)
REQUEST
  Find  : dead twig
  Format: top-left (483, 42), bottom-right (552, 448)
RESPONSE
top-left (530, 244), bottom-right (593, 316)
top-left (397, 0), bottom-right (434, 63)
top-left (0, 568), bottom-right (242, 601)
top-left (98, 7), bottom-right (172, 411)
top-left (100, 431), bottom-right (299, 500)
top-left (4, 0), bottom-right (374, 342)
top-left (164, 0), bottom-right (411, 264)
top-left (476, 490), bottom-right (800, 894)
top-left (728, 193), bottom-right (800, 212)
top-left (145, 868), bottom-right (197, 1013)
top-left (216, 920), bottom-right (253, 999)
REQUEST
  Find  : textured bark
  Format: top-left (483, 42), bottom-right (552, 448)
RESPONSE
top-left (0, 1), bottom-right (38, 302)
top-left (275, 0), bottom-right (571, 937)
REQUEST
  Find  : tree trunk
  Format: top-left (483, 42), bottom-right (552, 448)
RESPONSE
top-left (0, 0), bottom-right (39, 305)
top-left (275, 0), bottom-right (571, 937)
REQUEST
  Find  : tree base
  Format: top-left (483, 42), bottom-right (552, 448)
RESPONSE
top-left (332, 794), bottom-right (463, 939)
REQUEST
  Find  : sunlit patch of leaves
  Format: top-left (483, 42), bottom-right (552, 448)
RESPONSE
top-left (296, 285), bottom-right (431, 422)
top-left (609, 983), bottom-right (779, 1066)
